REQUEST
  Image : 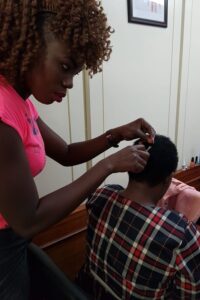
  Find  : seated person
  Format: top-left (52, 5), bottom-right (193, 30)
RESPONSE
top-left (77, 135), bottom-right (200, 300)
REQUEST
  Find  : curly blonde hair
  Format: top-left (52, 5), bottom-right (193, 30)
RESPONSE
top-left (0, 0), bottom-right (113, 85)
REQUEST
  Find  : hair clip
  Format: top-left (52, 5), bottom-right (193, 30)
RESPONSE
top-left (146, 145), bottom-right (152, 152)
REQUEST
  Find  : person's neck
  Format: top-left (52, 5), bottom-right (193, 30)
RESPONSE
top-left (120, 181), bottom-right (161, 207)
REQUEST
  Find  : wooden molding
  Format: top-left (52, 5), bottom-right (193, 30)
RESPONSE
top-left (33, 204), bottom-right (87, 248)
top-left (33, 204), bottom-right (88, 280)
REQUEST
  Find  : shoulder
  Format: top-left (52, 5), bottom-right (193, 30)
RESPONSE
top-left (86, 184), bottom-right (124, 208)
top-left (175, 221), bottom-right (200, 280)
top-left (179, 221), bottom-right (200, 249)
top-left (0, 84), bottom-right (18, 111)
top-left (154, 206), bottom-right (191, 239)
top-left (0, 85), bottom-right (27, 140)
top-left (101, 184), bottom-right (124, 195)
top-left (163, 209), bottom-right (200, 257)
top-left (89, 184), bottom-right (124, 199)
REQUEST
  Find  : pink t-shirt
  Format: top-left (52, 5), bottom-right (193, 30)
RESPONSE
top-left (0, 80), bottom-right (46, 228)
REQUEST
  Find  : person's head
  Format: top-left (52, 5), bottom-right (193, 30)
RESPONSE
top-left (0, 0), bottom-right (113, 103)
top-left (128, 135), bottom-right (178, 202)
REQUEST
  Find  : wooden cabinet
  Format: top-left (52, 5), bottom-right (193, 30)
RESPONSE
top-left (174, 165), bottom-right (200, 191)
top-left (33, 205), bottom-right (88, 280)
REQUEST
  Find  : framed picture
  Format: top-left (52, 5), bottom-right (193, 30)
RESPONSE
top-left (127, 0), bottom-right (168, 28)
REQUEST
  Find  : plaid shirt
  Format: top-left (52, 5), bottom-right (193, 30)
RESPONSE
top-left (84, 184), bottom-right (200, 300)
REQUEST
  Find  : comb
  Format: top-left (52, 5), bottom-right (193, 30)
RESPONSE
top-left (146, 145), bottom-right (152, 152)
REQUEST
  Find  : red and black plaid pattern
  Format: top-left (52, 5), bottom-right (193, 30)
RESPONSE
top-left (84, 184), bottom-right (200, 299)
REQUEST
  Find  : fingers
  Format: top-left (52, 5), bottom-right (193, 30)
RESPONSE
top-left (123, 118), bottom-right (156, 143)
top-left (133, 119), bottom-right (156, 144)
top-left (131, 146), bottom-right (149, 173)
top-left (108, 144), bottom-right (150, 174)
top-left (131, 160), bottom-right (146, 173)
top-left (141, 119), bottom-right (156, 143)
top-left (111, 118), bottom-right (156, 145)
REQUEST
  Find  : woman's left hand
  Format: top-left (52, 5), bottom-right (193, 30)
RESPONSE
top-left (110, 118), bottom-right (156, 144)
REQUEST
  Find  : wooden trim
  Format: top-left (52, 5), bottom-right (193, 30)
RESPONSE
top-left (33, 204), bottom-right (88, 280)
top-left (33, 204), bottom-right (87, 248)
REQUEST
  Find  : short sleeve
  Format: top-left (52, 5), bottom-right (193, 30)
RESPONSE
top-left (0, 87), bottom-right (28, 141)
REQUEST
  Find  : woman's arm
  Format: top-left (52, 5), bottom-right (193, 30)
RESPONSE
top-left (0, 122), bottom-right (149, 239)
top-left (37, 117), bottom-right (155, 166)
top-left (37, 117), bottom-right (111, 166)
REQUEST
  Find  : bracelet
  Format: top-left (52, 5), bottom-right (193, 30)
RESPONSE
top-left (106, 133), bottom-right (119, 148)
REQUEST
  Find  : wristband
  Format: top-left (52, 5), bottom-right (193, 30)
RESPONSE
top-left (106, 133), bottom-right (119, 148)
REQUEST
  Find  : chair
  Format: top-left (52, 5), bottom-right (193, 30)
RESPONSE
top-left (28, 243), bottom-right (89, 300)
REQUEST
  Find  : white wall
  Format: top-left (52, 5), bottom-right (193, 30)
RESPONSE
top-left (90, 0), bottom-right (183, 185)
top-left (33, 74), bottom-right (86, 197)
top-left (34, 0), bottom-right (200, 195)
top-left (101, 0), bottom-right (179, 135)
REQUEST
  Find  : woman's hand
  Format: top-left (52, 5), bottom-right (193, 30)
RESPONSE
top-left (104, 144), bottom-right (150, 173)
top-left (108, 118), bottom-right (156, 145)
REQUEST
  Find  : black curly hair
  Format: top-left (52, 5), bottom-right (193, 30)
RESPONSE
top-left (129, 135), bottom-right (178, 186)
top-left (0, 0), bottom-right (113, 86)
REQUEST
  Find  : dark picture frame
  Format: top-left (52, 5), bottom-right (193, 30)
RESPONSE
top-left (127, 0), bottom-right (168, 28)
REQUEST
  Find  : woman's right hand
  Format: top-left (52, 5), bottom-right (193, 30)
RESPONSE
top-left (104, 144), bottom-right (149, 174)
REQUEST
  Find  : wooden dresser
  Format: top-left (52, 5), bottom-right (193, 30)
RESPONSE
top-left (33, 204), bottom-right (87, 280)
top-left (33, 165), bottom-right (200, 280)
top-left (174, 165), bottom-right (200, 191)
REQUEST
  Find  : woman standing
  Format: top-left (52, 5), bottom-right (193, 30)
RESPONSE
top-left (0, 1), bottom-right (155, 299)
